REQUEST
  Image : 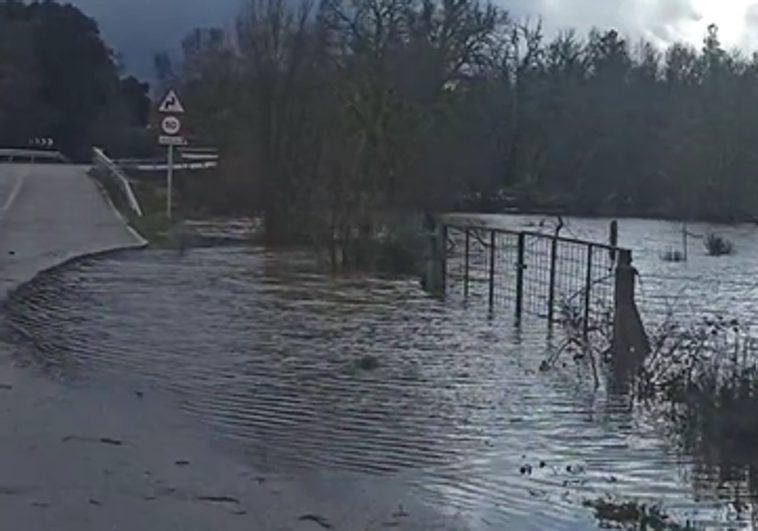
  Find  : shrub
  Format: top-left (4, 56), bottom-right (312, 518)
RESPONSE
top-left (546, 288), bottom-right (758, 504)
top-left (582, 497), bottom-right (693, 530)
top-left (660, 248), bottom-right (685, 262)
top-left (704, 232), bottom-right (734, 256)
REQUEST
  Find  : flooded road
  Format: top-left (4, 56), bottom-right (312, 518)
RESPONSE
top-left (7, 214), bottom-right (758, 529)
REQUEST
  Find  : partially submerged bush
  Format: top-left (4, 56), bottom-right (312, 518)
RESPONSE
top-left (637, 316), bottom-right (758, 473)
top-left (636, 315), bottom-right (752, 400)
top-left (311, 215), bottom-right (425, 277)
top-left (704, 233), bottom-right (734, 256)
top-left (352, 354), bottom-right (381, 372)
top-left (550, 303), bottom-right (758, 501)
top-left (540, 296), bottom-right (614, 388)
top-left (582, 497), bottom-right (693, 530)
top-left (660, 248), bottom-right (685, 262)
top-left (541, 276), bottom-right (758, 508)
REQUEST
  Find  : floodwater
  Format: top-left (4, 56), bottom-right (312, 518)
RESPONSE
top-left (7, 214), bottom-right (758, 529)
top-left (452, 213), bottom-right (758, 329)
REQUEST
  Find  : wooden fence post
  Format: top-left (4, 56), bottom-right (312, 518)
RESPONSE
top-left (488, 231), bottom-right (496, 310)
top-left (608, 220), bottom-right (618, 263)
top-left (612, 249), bottom-right (650, 382)
top-left (464, 228), bottom-right (470, 299)
top-left (421, 218), bottom-right (446, 297)
top-left (439, 223), bottom-right (447, 295)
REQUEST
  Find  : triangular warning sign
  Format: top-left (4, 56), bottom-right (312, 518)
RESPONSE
top-left (158, 89), bottom-right (185, 114)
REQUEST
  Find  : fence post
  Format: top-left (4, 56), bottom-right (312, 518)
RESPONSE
top-left (583, 244), bottom-right (593, 340)
top-left (422, 218), bottom-right (446, 297)
top-left (464, 228), bottom-right (470, 299)
top-left (488, 231), bottom-right (496, 310)
top-left (612, 249), bottom-right (650, 383)
top-left (515, 232), bottom-right (525, 324)
top-left (547, 237), bottom-right (558, 328)
top-left (614, 250), bottom-right (634, 314)
top-left (440, 223), bottom-right (448, 295)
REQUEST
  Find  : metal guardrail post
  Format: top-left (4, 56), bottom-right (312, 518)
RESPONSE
top-left (92, 147), bottom-right (143, 217)
top-left (0, 148), bottom-right (66, 162)
top-left (547, 237), bottom-right (558, 328)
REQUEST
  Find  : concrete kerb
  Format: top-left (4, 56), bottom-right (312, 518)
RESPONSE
top-left (0, 172), bottom-right (149, 338)
top-left (0, 245), bottom-right (145, 361)
top-left (3, 245), bottom-right (145, 305)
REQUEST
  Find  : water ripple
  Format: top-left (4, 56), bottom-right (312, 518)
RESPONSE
top-left (4, 222), bottom-right (754, 528)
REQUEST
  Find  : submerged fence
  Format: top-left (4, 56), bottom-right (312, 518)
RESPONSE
top-left (440, 221), bottom-right (631, 334)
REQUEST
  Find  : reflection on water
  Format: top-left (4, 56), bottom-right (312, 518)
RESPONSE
top-left (8, 214), bottom-right (758, 529)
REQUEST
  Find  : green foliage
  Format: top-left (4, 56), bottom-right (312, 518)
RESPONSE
top-left (162, 4), bottom-right (758, 229)
top-left (126, 211), bottom-right (172, 245)
top-left (0, 1), bottom-right (149, 160)
top-left (89, 166), bottom-right (171, 245)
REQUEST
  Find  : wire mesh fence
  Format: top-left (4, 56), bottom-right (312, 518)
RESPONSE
top-left (444, 224), bottom-right (624, 333)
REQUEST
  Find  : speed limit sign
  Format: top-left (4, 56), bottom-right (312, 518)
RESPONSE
top-left (161, 116), bottom-right (181, 136)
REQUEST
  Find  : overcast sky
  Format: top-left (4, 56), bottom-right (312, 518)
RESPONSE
top-left (68, 0), bottom-right (758, 79)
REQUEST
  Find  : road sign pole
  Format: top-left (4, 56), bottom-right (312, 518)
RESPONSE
top-left (166, 144), bottom-right (174, 220)
top-left (157, 88), bottom-right (186, 222)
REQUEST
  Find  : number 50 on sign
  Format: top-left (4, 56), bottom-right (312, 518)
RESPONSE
top-left (161, 116), bottom-right (181, 136)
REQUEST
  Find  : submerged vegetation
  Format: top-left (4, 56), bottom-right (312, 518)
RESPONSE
top-left (582, 498), bottom-right (694, 530)
top-left (146, 0), bottom-right (758, 271)
top-left (660, 248), bottom-right (686, 263)
top-left (703, 233), bottom-right (734, 256)
top-left (547, 292), bottom-right (758, 519)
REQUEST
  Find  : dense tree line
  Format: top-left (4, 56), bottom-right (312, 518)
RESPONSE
top-left (162, 0), bottom-right (758, 248)
top-left (0, 0), bottom-right (151, 161)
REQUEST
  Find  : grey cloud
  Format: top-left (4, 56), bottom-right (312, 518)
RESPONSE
top-left (70, 0), bottom-right (239, 77)
top-left (520, 0), bottom-right (701, 46)
top-left (67, 0), bottom-right (719, 78)
top-left (739, 2), bottom-right (758, 49)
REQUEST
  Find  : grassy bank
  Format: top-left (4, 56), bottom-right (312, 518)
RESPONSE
top-left (89, 168), bottom-right (432, 278)
top-left (88, 168), bottom-right (174, 245)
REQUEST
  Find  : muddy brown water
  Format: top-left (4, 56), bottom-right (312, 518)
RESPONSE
top-left (7, 214), bottom-right (758, 529)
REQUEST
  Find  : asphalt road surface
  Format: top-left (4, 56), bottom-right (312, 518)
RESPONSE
top-left (0, 163), bottom-right (456, 531)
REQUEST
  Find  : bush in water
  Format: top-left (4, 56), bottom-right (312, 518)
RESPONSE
top-left (704, 233), bottom-right (734, 256)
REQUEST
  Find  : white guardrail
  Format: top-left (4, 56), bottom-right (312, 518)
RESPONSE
top-left (118, 160), bottom-right (218, 171)
top-left (0, 148), bottom-right (67, 162)
top-left (116, 150), bottom-right (218, 171)
top-left (92, 147), bottom-right (143, 217)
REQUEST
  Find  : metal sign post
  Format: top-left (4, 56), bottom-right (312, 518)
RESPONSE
top-left (156, 89), bottom-right (186, 221)
top-left (166, 144), bottom-right (174, 219)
